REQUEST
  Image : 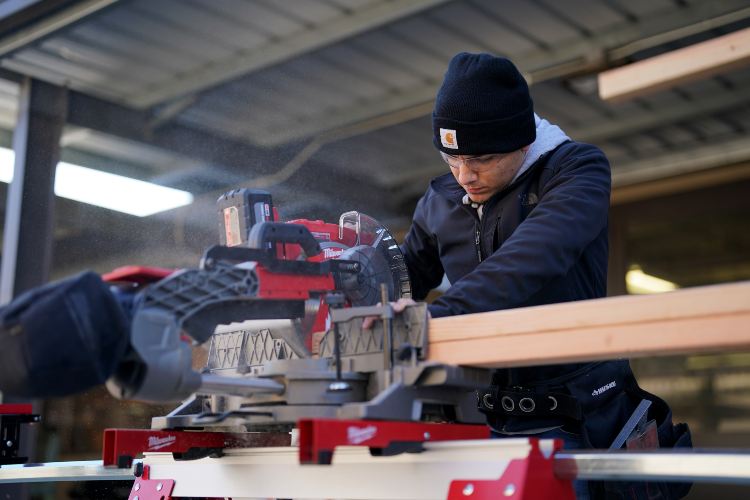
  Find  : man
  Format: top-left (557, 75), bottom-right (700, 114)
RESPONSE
top-left (397, 53), bottom-right (690, 499)
top-left (404, 52), bottom-right (608, 322)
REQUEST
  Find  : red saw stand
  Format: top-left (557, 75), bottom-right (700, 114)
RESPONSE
top-left (0, 404), bottom-right (40, 466)
top-left (107, 419), bottom-right (575, 500)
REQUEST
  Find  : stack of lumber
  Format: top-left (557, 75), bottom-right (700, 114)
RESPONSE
top-left (429, 281), bottom-right (750, 368)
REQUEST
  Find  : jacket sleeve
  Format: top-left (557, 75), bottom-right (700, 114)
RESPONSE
top-left (428, 144), bottom-right (611, 317)
top-left (400, 192), bottom-right (445, 301)
top-left (0, 271), bottom-right (132, 398)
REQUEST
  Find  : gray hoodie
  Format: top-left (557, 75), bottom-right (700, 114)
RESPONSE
top-left (511, 114), bottom-right (570, 184)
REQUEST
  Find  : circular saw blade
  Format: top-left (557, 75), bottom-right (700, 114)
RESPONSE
top-left (338, 224), bottom-right (411, 306)
top-left (338, 245), bottom-right (391, 306)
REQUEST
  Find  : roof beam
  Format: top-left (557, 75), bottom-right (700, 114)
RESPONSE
top-left (599, 26), bottom-right (750, 102)
top-left (254, 93), bottom-right (435, 148)
top-left (606, 4), bottom-right (750, 61)
top-left (570, 85), bottom-right (750, 143)
top-left (611, 136), bottom-right (750, 189)
top-left (128, 0), bottom-right (451, 108)
top-left (65, 90), bottom-right (285, 175)
top-left (612, 163), bottom-right (750, 206)
top-left (252, 0), bottom-right (750, 146)
top-left (0, 0), bottom-right (118, 56)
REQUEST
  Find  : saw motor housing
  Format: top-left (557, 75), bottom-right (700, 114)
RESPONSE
top-left (216, 188), bottom-right (411, 348)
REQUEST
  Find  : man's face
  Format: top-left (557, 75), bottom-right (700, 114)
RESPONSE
top-left (444, 147), bottom-right (529, 203)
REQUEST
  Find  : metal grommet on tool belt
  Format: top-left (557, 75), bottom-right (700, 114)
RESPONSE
top-left (519, 397), bottom-right (535, 412)
top-left (548, 395), bottom-right (558, 411)
top-left (501, 396), bottom-right (515, 412)
top-left (476, 387), bottom-right (499, 413)
top-left (482, 393), bottom-right (494, 410)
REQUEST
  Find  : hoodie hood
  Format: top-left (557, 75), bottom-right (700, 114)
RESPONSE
top-left (511, 114), bottom-right (570, 183)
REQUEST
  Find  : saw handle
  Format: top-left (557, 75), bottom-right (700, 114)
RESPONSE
top-left (247, 222), bottom-right (322, 257)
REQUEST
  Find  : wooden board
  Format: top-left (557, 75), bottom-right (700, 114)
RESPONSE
top-left (598, 27), bottom-right (750, 102)
top-left (428, 281), bottom-right (750, 368)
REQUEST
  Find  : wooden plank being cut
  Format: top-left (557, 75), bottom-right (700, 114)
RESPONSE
top-left (598, 26), bottom-right (750, 102)
top-left (428, 281), bottom-right (750, 368)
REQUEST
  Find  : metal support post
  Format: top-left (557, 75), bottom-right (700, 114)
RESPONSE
top-left (0, 78), bottom-right (66, 500)
top-left (0, 77), bottom-right (66, 303)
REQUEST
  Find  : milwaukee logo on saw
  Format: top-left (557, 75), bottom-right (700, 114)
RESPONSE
top-left (148, 435), bottom-right (177, 451)
top-left (347, 425), bottom-right (377, 445)
top-left (323, 247), bottom-right (345, 259)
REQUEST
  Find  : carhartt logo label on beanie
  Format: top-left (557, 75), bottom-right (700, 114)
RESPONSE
top-left (440, 128), bottom-right (458, 149)
top-left (432, 52), bottom-right (536, 156)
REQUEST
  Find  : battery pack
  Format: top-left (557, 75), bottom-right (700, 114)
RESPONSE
top-left (217, 189), bottom-right (274, 247)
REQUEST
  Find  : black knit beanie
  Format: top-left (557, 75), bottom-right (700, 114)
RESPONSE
top-left (432, 53), bottom-right (535, 155)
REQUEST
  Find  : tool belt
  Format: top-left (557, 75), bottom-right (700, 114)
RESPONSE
top-left (476, 361), bottom-right (605, 427)
top-left (476, 361), bottom-right (661, 444)
top-left (477, 360), bottom-right (694, 499)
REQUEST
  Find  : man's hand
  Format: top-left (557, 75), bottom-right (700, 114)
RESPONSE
top-left (362, 297), bottom-right (418, 329)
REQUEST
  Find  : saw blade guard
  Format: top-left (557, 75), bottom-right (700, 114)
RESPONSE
top-left (337, 211), bottom-right (411, 306)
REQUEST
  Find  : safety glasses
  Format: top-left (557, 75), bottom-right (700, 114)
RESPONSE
top-left (440, 151), bottom-right (507, 172)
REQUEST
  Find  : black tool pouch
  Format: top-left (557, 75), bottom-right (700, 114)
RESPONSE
top-left (565, 360), bottom-right (693, 499)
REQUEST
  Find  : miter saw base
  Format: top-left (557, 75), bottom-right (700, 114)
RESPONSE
top-left (151, 303), bottom-right (489, 431)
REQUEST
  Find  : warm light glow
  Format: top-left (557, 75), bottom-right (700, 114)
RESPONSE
top-left (626, 266), bottom-right (678, 294)
top-left (0, 147), bottom-right (193, 216)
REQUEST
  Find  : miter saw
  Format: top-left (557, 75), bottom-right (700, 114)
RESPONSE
top-left (102, 189), bottom-right (488, 464)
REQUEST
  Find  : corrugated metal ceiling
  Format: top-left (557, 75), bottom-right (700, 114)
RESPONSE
top-left (0, 0), bottom-right (748, 228)
top-left (2, 0), bottom-right (747, 145)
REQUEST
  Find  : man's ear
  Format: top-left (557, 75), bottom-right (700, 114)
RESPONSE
top-left (521, 145), bottom-right (531, 153)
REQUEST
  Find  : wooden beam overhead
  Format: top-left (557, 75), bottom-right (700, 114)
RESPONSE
top-left (611, 162), bottom-right (750, 205)
top-left (611, 136), bottom-right (750, 190)
top-left (598, 26), bottom-right (750, 102)
top-left (428, 281), bottom-right (750, 368)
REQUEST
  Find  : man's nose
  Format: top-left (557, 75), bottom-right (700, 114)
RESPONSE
top-left (457, 162), bottom-right (477, 184)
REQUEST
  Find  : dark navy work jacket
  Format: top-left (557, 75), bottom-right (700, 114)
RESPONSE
top-left (401, 141), bottom-right (611, 383)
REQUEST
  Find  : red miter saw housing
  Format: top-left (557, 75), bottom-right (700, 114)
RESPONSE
top-left (107, 189), bottom-right (409, 352)
top-left (217, 188), bottom-right (361, 259)
top-left (217, 189), bottom-right (410, 348)
top-left (216, 189), bottom-right (360, 343)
